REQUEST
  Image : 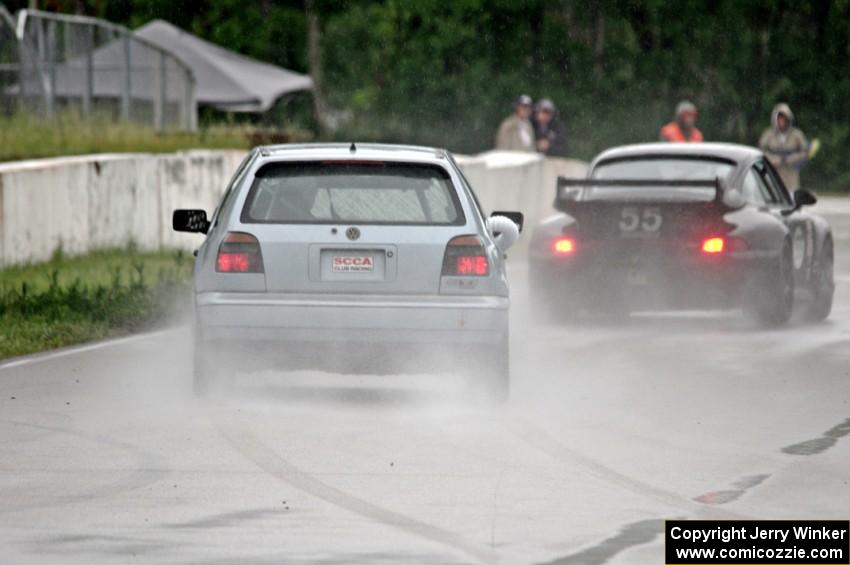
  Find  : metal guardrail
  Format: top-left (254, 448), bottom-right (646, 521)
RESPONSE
top-left (1, 8), bottom-right (196, 130)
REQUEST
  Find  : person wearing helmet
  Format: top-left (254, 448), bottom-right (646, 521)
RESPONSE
top-left (758, 103), bottom-right (809, 191)
top-left (495, 95), bottom-right (535, 152)
top-left (532, 98), bottom-right (567, 156)
top-left (660, 101), bottom-right (704, 143)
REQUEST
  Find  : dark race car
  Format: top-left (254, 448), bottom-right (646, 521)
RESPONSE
top-left (528, 143), bottom-right (834, 325)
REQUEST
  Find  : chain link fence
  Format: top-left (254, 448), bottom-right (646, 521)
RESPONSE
top-left (0, 4), bottom-right (44, 115)
top-left (1, 9), bottom-right (196, 130)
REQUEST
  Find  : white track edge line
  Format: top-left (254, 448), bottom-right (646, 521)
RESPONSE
top-left (0, 328), bottom-right (179, 370)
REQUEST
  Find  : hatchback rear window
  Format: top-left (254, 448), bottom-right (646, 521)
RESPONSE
top-left (241, 162), bottom-right (464, 225)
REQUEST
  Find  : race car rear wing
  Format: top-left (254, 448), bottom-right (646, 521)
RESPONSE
top-left (555, 177), bottom-right (728, 212)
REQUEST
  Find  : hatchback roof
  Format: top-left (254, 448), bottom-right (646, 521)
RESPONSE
top-left (258, 142), bottom-right (450, 162)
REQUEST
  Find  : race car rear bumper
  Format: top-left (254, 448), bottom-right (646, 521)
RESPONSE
top-left (530, 248), bottom-right (774, 311)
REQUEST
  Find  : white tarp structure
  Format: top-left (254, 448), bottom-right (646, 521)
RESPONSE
top-left (134, 20), bottom-right (314, 112)
top-left (3, 11), bottom-right (314, 129)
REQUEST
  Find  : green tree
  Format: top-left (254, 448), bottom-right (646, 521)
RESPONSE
top-left (8, 0), bottom-right (850, 190)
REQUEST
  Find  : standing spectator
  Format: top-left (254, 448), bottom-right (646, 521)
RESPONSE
top-left (759, 103), bottom-right (809, 191)
top-left (660, 100), bottom-right (704, 143)
top-left (495, 95), bottom-right (535, 152)
top-left (532, 98), bottom-right (567, 156)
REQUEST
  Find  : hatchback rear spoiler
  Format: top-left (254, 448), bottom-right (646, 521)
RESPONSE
top-left (555, 177), bottom-right (726, 212)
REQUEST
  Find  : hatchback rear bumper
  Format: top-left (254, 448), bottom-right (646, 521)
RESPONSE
top-left (195, 292), bottom-right (509, 345)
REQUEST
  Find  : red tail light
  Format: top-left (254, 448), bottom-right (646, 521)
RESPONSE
top-left (217, 252), bottom-right (251, 272)
top-left (457, 255), bottom-right (489, 276)
top-left (442, 235), bottom-right (489, 276)
top-left (700, 236), bottom-right (748, 254)
top-left (702, 237), bottom-right (724, 254)
top-left (216, 232), bottom-right (264, 273)
top-left (552, 237), bottom-right (575, 254)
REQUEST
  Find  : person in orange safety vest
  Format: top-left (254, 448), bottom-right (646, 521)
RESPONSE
top-left (660, 100), bottom-right (703, 143)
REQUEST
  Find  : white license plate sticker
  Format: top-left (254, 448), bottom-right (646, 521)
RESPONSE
top-left (332, 255), bottom-right (374, 273)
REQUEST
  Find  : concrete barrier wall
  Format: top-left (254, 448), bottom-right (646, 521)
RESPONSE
top-left (0, 149), bottom-right (586, 266)
top-left (0, 151), bottom-right (246, 265)
top-left (455, 151), bottom-right (586, 229)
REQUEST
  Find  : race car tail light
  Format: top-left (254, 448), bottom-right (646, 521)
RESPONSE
top-left (702, 237), bottom-right (725, 254)
top-left (552, 237), bottom-right (576, 255)
top-left (700, 237), bottom-right (748, 254)
top-left (216, 232), bottom-right (264, 273)
top-left (442, 235), bottom-right (489, 276)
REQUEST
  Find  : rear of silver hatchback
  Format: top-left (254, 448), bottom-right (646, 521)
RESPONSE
top-left (173, 144), bottom-right (521, 400)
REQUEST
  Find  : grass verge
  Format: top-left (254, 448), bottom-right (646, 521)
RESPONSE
top-left (0, 246), bottom-right (192, 360)
top-left (0, 112), bottom-right (310, 162)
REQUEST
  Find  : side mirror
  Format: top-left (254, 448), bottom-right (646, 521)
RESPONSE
top-left (490, 211), bottom-right (524, 233)
top-left (794, 189), bottom-right (817, 207)
top-left (173, 209), bottom-right (210, 234)
top-left (559, 187), bottom-right (581, 203)
top-left (722, 187), bottom-right (746, 209)
top-left (486, 214), bottom-right (521, 252)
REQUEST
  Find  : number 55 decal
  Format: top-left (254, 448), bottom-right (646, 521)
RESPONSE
top-left (619, 207), bottom-right (662, 234)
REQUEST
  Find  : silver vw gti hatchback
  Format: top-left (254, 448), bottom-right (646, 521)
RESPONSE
top-left (173, 143), bottom-right (522, 400)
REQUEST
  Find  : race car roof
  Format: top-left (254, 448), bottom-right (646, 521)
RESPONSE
top-left (591, 143), bottom-right (762, 168)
